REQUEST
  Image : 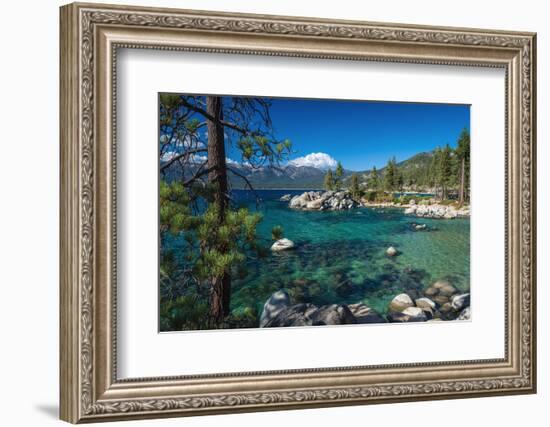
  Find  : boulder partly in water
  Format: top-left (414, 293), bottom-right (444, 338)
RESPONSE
top-left (289, 190), bottom-right (358, 211)
top-left (259, 290), bottom-right (291, 327)
top-left (270, 238), bottom-right (296, 251)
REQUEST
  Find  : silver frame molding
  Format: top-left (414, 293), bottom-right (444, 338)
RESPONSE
top-left (60, 2), bottom-right (537, 423)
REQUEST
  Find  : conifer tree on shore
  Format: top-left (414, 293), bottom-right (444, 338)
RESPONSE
top-left (324, 169), bottom-right (335, 191)
top-left (159, 94), bottom-right (291, 327)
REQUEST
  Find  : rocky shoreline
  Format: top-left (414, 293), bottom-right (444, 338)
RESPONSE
top-left (281, 190), bottom-right (470, 219)
top-left (403, 202), bottom-right (470, 219)
top-left (263, 190), bottom-right (471, 326)
top-left (259, 279), bottom-right (471, 327)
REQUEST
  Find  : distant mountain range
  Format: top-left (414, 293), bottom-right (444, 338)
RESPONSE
top-left (228, 164), bottom-right (351, 189)
top-left (161, 150), bottom-right (434, 190)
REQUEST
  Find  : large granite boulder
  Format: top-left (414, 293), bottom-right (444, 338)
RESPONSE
top-left (263, 303), bottom-right (318, 327)
top-left (259, 290), bottom-right (291, 327)
top-left (348, 303), bottom-right (386, 324)
top-left (309, 304), bottom-right (356, 326)
top-left (263, 303), bottom-right (357, 327)
top-left (415, 297), bottom-right (436, 317)
top-left (388, 293), bottom-right (414, 312)
top-left (306, 198), bottom-right (324, 210)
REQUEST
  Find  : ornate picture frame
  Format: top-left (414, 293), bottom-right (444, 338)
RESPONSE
top-left (60, 2), bottom-right (536, 423)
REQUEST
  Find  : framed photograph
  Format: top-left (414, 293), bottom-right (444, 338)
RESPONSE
top-left (60, 2), bottom-right (537, 423)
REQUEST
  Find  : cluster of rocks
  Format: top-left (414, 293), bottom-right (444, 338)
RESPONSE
top-left (259, 290), bottom-right (384, 327)
top-left (387, 279), bottom-right (470, 322)
top-left (259, 279), bottom-right (471, 327)
top-left (404, 203), bottom-right (470, 219)
top-left (287, 191), bottom-right (358, 211)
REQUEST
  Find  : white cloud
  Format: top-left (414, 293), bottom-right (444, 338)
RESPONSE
top-left (288, 152), bottom-right (338, 170)
top-left (160, 150), bottom-right (178, 162)
top-left (160, 154), bottom-right (243, 166)
top-left (160, 151), bottom-right (207, 164)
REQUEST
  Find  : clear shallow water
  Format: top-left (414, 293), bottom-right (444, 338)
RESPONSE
top-left (165, 189), bottom-right (470, 317)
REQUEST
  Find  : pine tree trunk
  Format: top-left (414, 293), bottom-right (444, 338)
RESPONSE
top-left (206, 96), bottom-right (231, 325)
top-left (459, 157), bottom-right (465, 205)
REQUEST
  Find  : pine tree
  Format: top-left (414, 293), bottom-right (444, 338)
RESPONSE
top-left (349, 172), bottom-right (361, 199)
top-left (397, 170), bottom-right (404, 192)
top-left (384, 157), bottom-right (398, 191)
top-left (335, 161), bottom-right (344, 190)
top-left (456, 128), bottom-right (470, 204)
top-left (324, 169), bottom-right (335, 191)
top-left (439, 144), bottom-right (453, 200)
top-left (429, 147), bottom-right (442, 197)
top-left (368, 166), bottom-right (379, 190)
top-left (271, 225), bottom-right (284, 241)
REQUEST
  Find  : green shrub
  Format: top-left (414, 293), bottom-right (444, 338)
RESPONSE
top-left (224, 306), bottom-right (259, 329)
top-left (160, 295), bottom-right (209, 331)
top-left (271, 225), bottom-right (284, 240)
top-left (362, 191), bottom-right (377, 202)
top-left (394, 194), bottom-right (432, 205)
top-left (363, 190), bottom-right (394, 203)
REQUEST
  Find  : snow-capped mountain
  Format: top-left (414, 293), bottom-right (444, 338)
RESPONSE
top-left (161, 152), bottom-right (348, 189)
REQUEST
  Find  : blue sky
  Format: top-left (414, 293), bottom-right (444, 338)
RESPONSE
top-left (226, 97), bottom-right (470, 171)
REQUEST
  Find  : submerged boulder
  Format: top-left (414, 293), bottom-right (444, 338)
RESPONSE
top-left (433, 295), bottom-right (450, 306)
top-left (386, 246), bottom-right (398, 257)
top-left (433, 279), bottom-right (458, 296)
top-left (423, 279), bottom-right (459, 303)
top-left (415, 297), bottom-right (436, 311)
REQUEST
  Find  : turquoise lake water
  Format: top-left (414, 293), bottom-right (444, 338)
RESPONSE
top-left (164, 189), bottom-right (470, 317)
